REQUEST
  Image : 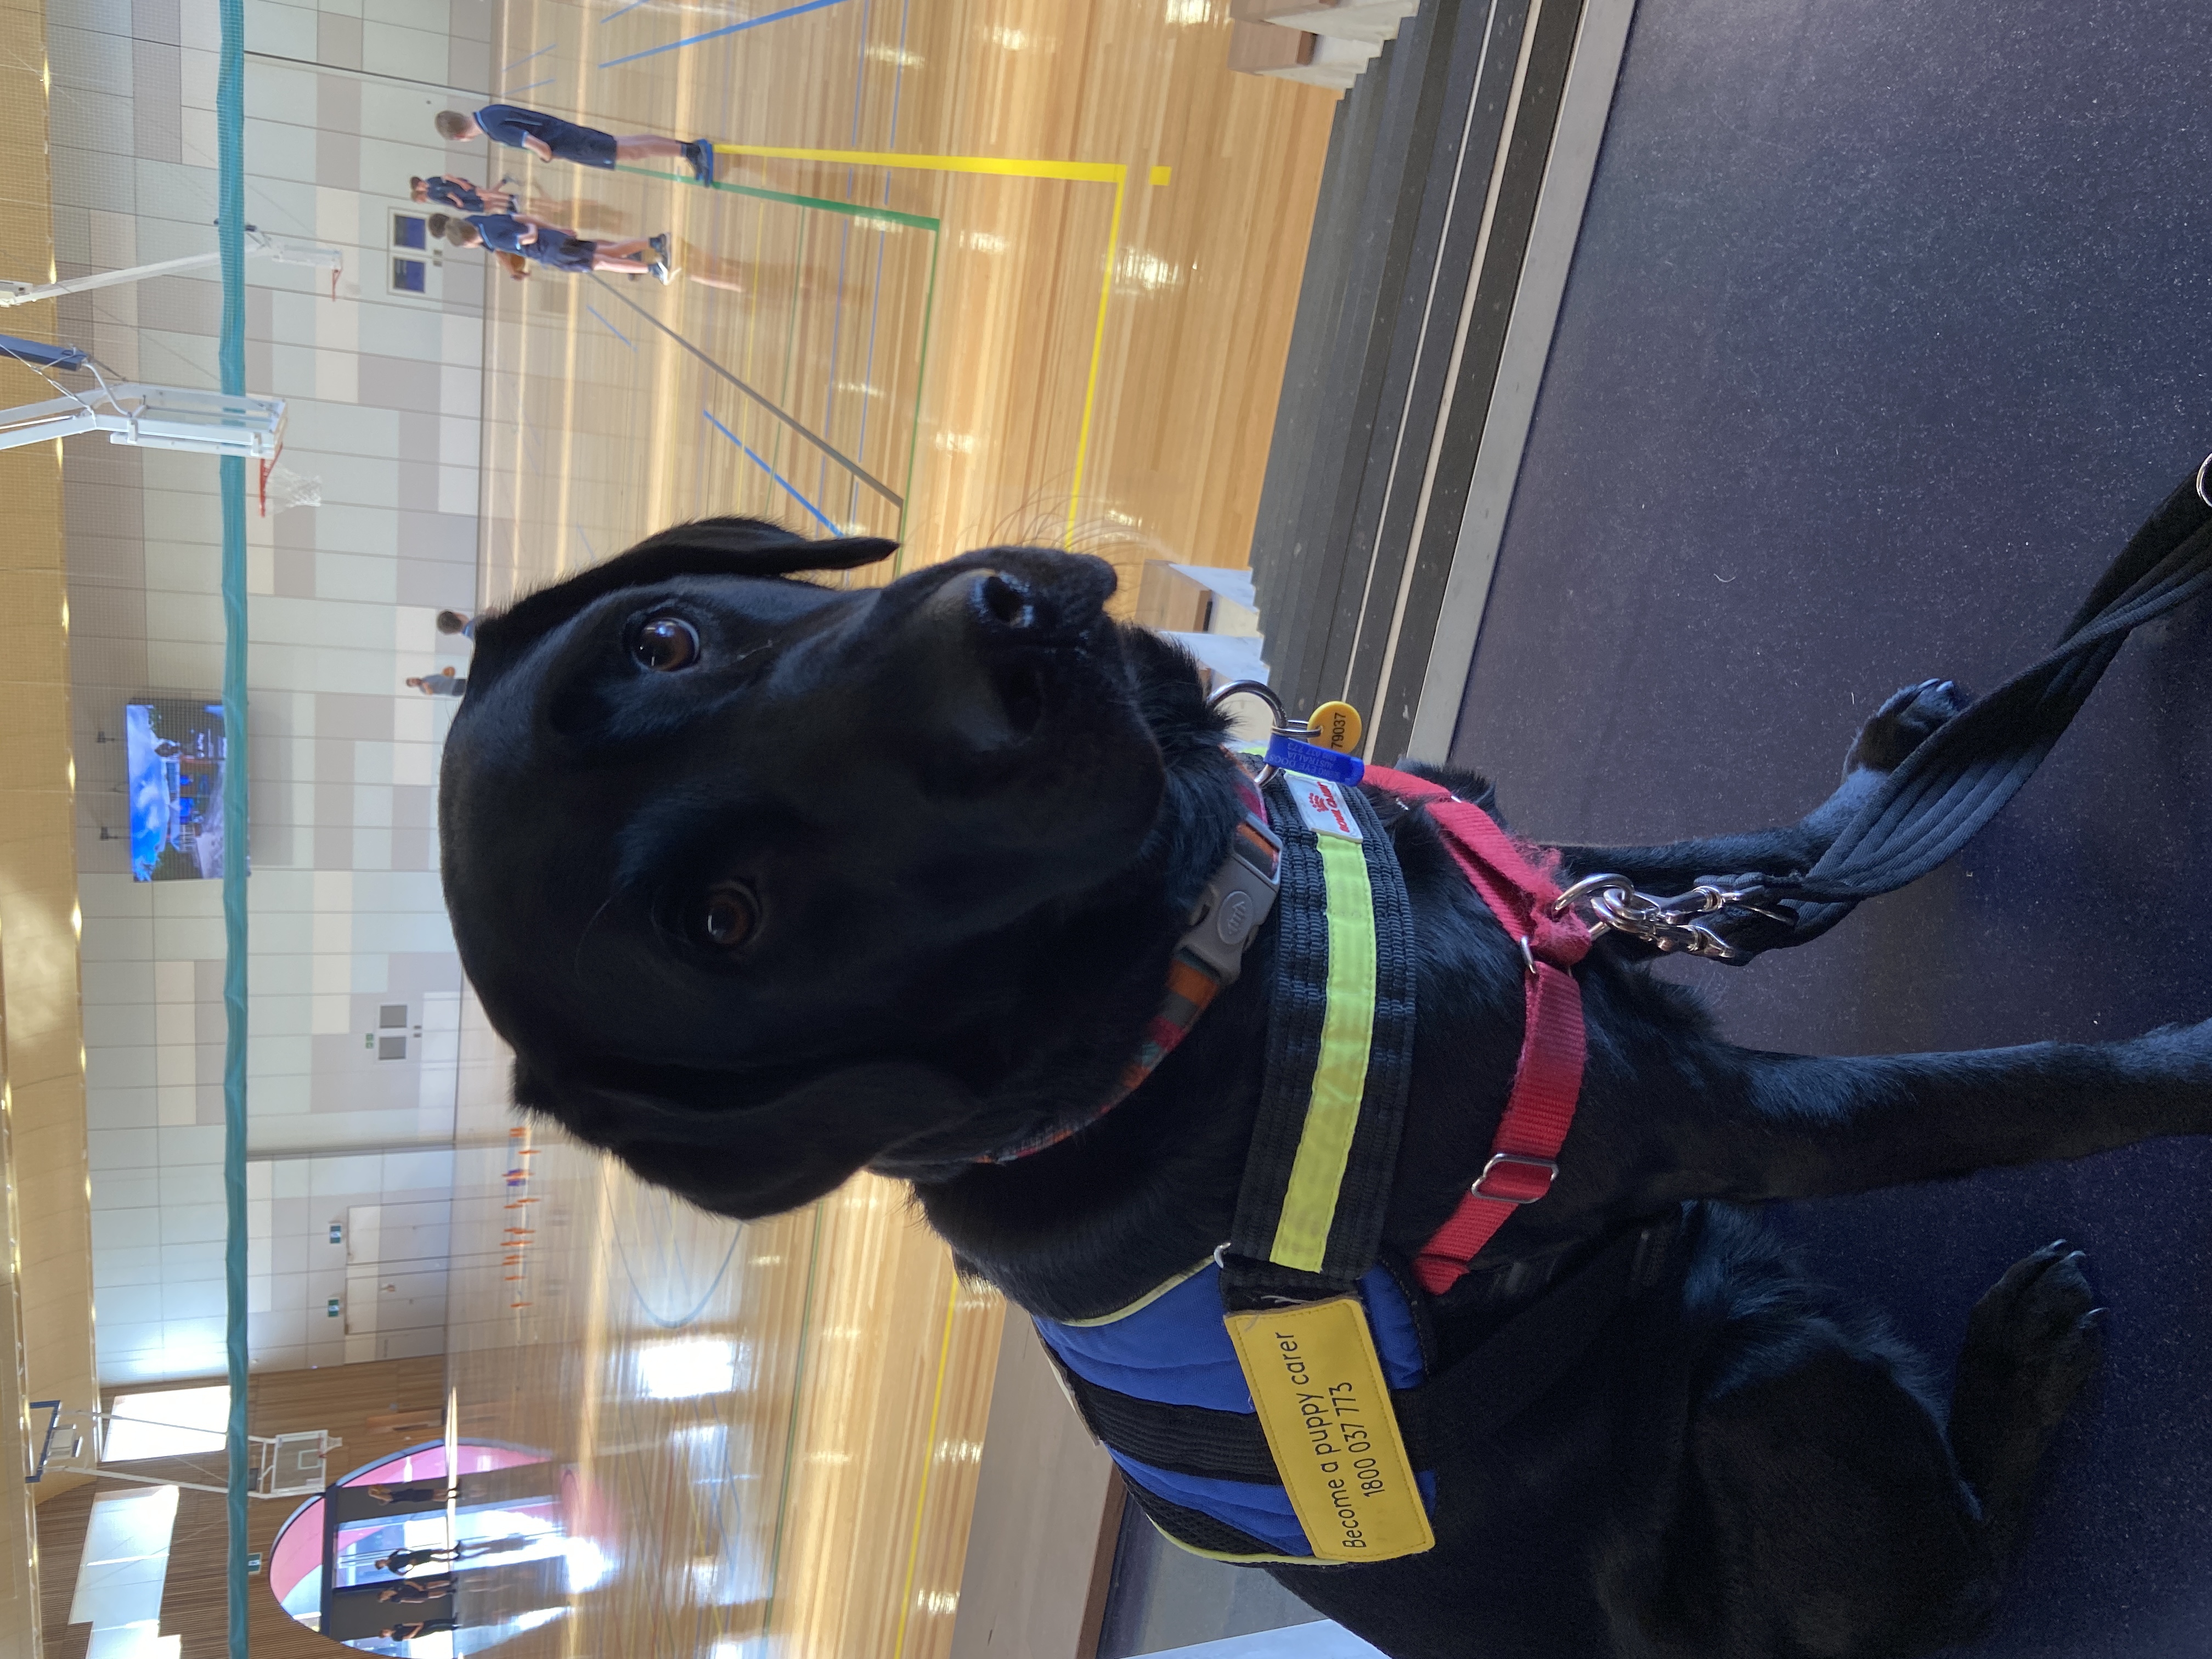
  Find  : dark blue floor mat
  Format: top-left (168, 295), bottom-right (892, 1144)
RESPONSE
top-left (1446, 1), bottom-right (2212, 1651)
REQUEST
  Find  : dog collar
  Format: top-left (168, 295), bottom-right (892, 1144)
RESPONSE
top-left (980, 770), bottom-right (1281, 1165)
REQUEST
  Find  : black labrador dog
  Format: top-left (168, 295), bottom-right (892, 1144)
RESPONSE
top-left (439, 520), bottom-right (2209, 1658)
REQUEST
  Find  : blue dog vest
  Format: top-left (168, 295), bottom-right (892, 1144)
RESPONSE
top-left (1036, 1256), bottom-right (1438, 1561)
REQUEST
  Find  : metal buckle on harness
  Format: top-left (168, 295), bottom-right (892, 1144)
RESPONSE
top-left (1548, 872), bottom-right (1793, 965)
top-left (1472, 1152), bottom-right (1559, 1204)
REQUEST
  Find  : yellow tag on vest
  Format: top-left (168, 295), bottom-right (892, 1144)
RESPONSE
top-left (1224, 1296), bottom-right (1435, 1562)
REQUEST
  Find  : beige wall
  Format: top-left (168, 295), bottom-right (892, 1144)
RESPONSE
top-left (0, 434), bottom-right (99, 1487)
top-left (0, 1), bottom-right (92, 1650)
top-left (951, 1321), bottom-right (1122, 1659)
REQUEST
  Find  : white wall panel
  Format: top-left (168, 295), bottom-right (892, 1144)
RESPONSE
top-left (70, 0), bottom-right (488, 1384)
top-left (241, 0), bottom-right (318, 59)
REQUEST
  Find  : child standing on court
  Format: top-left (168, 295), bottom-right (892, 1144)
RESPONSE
top-left (428, 211), bottom-right (671, 283)
top-left (434, 104), bottom-right (714, 186)
top-left (411, 176), bottom-right (516, 215)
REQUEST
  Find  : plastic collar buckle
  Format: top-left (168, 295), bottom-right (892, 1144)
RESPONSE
top-left (1177, 810), bottom-right (1283, 985)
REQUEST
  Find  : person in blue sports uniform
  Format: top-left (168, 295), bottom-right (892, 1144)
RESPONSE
top-left (410, 175), bottom-right (515, 215)
top-left (405, 668), bottom-right (467, 698)
top-left (434, 104), bottom-right (714, 186)
top-left (428, 211), bottom-right (673, 285)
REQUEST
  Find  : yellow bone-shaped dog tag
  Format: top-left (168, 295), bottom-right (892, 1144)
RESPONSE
top-left (1224, 1295), bottom-right (1435, 1562)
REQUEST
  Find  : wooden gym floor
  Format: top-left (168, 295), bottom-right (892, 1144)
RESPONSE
top-left (444, 3), bottom-right (1334, 1656)
top-left (476, 0), bottom-right (1336, 601)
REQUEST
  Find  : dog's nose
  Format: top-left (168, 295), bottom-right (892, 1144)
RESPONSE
top-left (975, 571), bottom-right (1039, 631)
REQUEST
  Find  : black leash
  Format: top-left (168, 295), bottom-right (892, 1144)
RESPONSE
top-left (1568, 468), bottom-right (2212, 961)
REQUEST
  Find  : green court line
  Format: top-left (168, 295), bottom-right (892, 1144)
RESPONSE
top-left (744, 189), bottom-right (770, 520)
top-left (896, 224), bottom-right (940, 560)
top-left (620, 162), bottom-right (941, 541)
top-left (772, 214), bottom-right (807, 484)
top-left (621, 162), bottom-right (940, 232)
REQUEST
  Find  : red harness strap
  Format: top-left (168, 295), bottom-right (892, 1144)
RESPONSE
top-left (1362, 766), bottom-right (1592, 1295)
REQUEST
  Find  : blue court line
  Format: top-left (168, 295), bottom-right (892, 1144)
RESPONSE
top-left (600, 0), bottom-right (652, 21)
top-left (600, 0), bottom-right (850, 68)
top-left (853, 226), bottom-right (886, 524)
top-left (585, 303), bottom-right (635, 348)
top-left (883, 0), bottom-right (911, 169)
top-left (579, 528), bottom-right (599, 560)
top-left (507, 76), bottom-right (555, 93)
top-left (703, 409), bottom-right (838, 533)
top-left (502, 42), bottom-right (556, 71)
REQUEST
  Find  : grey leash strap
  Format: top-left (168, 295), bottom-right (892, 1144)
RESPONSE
top-left (1577, 469), bottom-right (2212, 963)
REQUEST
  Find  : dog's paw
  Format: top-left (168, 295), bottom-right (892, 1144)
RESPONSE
top-left (1957, 1240), bottom-right (2103, 1439)
top-left (1844, 678), bottom-right (1975, 775)
top-left (1950, 1242), bottom-right (2103, 1560)
top-left (1843, 678), bottom-right (1975, 778)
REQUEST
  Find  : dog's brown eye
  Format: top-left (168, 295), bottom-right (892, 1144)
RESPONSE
top-left (695, 885), bottom-right (756, 950)
top-left (633, 615), bottom-right (700, 672)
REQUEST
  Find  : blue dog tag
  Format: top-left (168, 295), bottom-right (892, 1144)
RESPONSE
top-left (1266, 733), bottom-right (1365, 785)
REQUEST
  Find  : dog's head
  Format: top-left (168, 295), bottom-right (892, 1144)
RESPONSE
top-left (440, 520), bottom-right (1180, 1217)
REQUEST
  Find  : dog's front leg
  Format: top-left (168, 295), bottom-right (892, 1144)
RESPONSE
top-left (1646, 1026), bottom-right (2212, 1205)
top-left (1545, 678), bottom-right (1973, 894)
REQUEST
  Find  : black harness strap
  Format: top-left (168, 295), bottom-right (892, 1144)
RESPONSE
top-left (1390, 1212), bottom-right (1685, 1470)
top-left (1708, 474), bottom-right (2212, 958)
top-left (1223, 778), bottom-right (1419, 1307)
top-left (1118, 1480), bottom-right (1289, 1561)
top-left (1228, 774), bottom-right (1332, 1285)
top-left (1052, 1365), bottom-right (1281, 1483)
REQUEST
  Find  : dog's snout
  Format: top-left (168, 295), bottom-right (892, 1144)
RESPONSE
top-left (873, 553), bottom-right (1133, 761)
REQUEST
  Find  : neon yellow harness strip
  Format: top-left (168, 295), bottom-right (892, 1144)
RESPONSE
top-left (1268, 833), bottom-right (1378, 1273)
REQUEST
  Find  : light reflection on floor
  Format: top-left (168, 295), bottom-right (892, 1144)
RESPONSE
top-left (269, 1442), bottom-right (568, 1656)
top-left (436, 988), bottom-right (1003, 1659)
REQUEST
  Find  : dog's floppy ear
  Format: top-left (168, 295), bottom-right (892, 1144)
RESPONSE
top-left (513, 1054), bottom-right (973, 1220)
top-left (465, 518), bottom-right (898, 698)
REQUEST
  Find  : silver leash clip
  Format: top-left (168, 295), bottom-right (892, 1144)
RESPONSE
top-left (1549, 872), bottom-right (1793, 964)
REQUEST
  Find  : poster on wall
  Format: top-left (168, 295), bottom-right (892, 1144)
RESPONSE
top-left (125, 698), bottom-right (233, 882)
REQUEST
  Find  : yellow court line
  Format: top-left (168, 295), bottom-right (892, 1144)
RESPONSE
top-left (714, 142), bottom-right (1128, 541)
top-left (714, 142), bottom-right (1124, 183)
top-left (1066, 177), bottom-right (1126, 544)
top-left (890, 1272), bottom-right (964, 1659)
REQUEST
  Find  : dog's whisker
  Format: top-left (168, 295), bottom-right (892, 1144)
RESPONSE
top-left (571, 891), bottom-right (621, 989)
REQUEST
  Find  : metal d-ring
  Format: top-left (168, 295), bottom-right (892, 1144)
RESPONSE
top-left (2197, 450), bottom-right (2212, 510)
top-left (1206, 679), bottom-right (1308, 785)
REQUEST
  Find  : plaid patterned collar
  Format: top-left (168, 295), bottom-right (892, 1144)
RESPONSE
top-left (981, 770), bottom-right (1282, 1164)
